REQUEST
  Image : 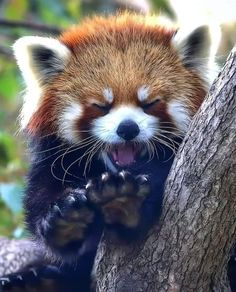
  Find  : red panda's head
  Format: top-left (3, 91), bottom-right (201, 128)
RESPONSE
top-left (13, 14), bottom-right (218, 169)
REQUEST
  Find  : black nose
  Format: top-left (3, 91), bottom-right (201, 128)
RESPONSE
top-left (116, 119), bottom-right (140, 141)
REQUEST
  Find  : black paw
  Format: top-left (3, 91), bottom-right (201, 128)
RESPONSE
top-left (40, 188), bottom-right (95, 252)
top-left (86, 171), bottom-right (150, 228)
top-left (0, 268), bottom-right (40, 291)
top-left (0, 275), bottom-right (13, 290)
top-left (0, 266), bottom-right (61, 292)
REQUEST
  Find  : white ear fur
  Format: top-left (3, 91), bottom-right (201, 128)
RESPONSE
top-left (13, 36), bottom-right (70, 129)
top-left (174, 25), bottom-right (211, 66)
top-left (13, 36), bottom-right (70, 86)
top-left (173, 25), bottom-right (220, 85)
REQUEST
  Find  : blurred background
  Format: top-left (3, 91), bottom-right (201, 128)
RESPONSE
top-left (0, 0), bottom-right (235, 240)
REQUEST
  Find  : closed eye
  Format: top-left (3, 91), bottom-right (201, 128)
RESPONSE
top-left (141, 99), bottom-right (160, 110)
top-left (92, 102), bottom-right (111, 113)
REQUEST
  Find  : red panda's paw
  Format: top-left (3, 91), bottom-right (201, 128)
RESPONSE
top-left (86, 172), bottom-right (150, 228)
top-left (0, 266), bottom-right (61, 292)
top-left (40, 189), bottom-right (95, 254)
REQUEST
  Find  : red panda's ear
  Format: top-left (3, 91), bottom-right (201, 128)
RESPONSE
top-left (173, 25), bottom-right (221, 85)
top-left (13, 37), bottom-right (71, 129)
top-left (13, 36), bottom-right (71, 87)
top-left (174, 25), bottom-right (212, 69)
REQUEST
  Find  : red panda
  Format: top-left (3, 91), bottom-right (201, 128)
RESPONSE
top-left (1, 13), bottom-right (217, 292)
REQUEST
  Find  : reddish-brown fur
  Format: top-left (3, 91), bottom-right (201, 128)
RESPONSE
top-left (27, 13), bottom-right (206, 136)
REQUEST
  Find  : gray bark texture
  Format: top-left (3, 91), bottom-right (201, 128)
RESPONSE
top-left (95, 46), bottom-right (236, 292)
top-left (0, 237), bottom-right (42, 276)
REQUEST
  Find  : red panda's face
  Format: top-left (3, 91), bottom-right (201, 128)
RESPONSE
top-left (13, 14), bottom-right (216, 169)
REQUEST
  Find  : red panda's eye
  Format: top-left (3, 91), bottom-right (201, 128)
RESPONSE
top-left (92, 103), bottom-right (111, 113)
top-left (141, 99), bottom-right (160, 110)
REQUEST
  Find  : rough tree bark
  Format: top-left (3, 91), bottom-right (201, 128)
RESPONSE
top-left (95, 47), bottom-right (236, 291)
top-left (0, 237), bottom-right (42, 276)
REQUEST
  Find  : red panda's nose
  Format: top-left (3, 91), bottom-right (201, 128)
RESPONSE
top-left (116, 119), bottom-right (140, 141)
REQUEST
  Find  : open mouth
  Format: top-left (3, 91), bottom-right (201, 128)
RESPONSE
top-left (108, 143), bottom-right (147, 167)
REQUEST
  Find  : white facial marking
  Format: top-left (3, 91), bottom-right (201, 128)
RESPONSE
top-left (103, 88), bottom-right (114, 103)
top-left (168, 100), bottom-right (191, 133)
top-left (58, 102), bottom-right (83, 143)
top-left (92, 106), bottom-right (158, 144)
top-left (13, 36), bottom-right (71, 129)
top-left (137, 85), bottom-right (149, 102)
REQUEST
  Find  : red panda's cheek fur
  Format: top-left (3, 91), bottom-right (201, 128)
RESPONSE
top-left (144, 101), bottom-right (173, 125)
top-left (76, 105), bottom-right (106, 140)
top-left (26, 92), bottom-right (58, 136)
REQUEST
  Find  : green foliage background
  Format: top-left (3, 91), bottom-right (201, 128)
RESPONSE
top-left (0, 0), bottom-right (172, 238)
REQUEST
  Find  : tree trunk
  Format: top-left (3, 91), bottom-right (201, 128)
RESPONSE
top-left (95, 47), bottom-right (236, 291)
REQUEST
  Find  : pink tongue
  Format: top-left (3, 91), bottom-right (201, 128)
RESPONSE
top-left (112, 145), bottom-right (136, 166)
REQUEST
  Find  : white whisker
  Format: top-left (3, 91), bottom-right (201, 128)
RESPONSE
top-left (61, 138), bottom-right (98, 184)
top-left (62, 140), bottom-right (100, 183)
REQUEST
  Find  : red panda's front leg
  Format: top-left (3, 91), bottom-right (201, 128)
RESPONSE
top-left (23, 161), bottom-right (102, 260)
top-left (38, 188), bottom-right (96, 256)
top-left (86, 171), bottom-right (151, 234)
top-left (86, 154), bottom-right (174, 240)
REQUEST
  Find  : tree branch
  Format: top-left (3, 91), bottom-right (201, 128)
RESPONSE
top-left (0, 19), bottom-right (61, 35)
top-left (95, 46), bottom-right (236, 291)
top-left (0, 237), bottom-right (42, 276)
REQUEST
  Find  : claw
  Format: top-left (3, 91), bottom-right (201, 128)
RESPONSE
top-left (29, 268), bottom-right (38, 277)
top-left (16, 275), bottom-right (23, 281)
top-left (52, 205), bottom-right (62, 216)
top-left (86, 171), bottom-right (151, 227)
top-left (38, 188), bottom-right (95, 251)
top-left (0, 277), bottom-right (10, 286)
top-left (101, 172), bottom-right (109, 181)
top-left (136, 174), bottom-right (149, 184)
top-left (67, 195), bottom-right (76, 203)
